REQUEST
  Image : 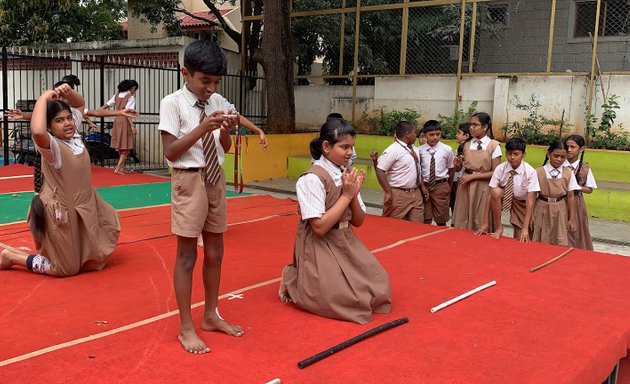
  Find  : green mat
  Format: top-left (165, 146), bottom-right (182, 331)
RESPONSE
top-left (0, 182), bottom-right (250, 224)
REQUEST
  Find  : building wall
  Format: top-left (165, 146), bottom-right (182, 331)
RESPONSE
top-left (476, 0), bottom-right (630, 73)
top-left (295, 74), bottom-right (630, 136)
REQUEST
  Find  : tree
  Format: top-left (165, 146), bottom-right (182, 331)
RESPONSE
top-left (131, 0), bottom-right (296, 134)
top-left (0, 0), bottom-right (126, 47)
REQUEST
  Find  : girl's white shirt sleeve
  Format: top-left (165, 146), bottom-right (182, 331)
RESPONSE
top-left (585, 169), bottom-right (597, 189)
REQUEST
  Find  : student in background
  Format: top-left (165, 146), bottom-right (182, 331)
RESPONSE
top-left (476, 138), bottom-right (539, 241)
top-left (451, 123), bottom-right (472, 219)
top-left (532, 140), bottom-right (579, 246)
top-left (418, 120), bottom-right (454, 226)
top-left (563, 135), bottom-right (597, 250)
top-left (372, 121), bottom-right (426, 222)
top-left (452, 112), bottom-right (501, 231)
top-left (101, 79), bottom-right (139, 174)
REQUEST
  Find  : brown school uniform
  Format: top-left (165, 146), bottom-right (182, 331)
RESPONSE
top-left (111, 92), bottom-right (134, 150)
top-left (383, 188), bottom-right (424, 221)
top-left (532, 167), bottom-right (572, 246)
top-left (280, 165), bottom-right (392, 324)
top-left (569, 163), bottom-right (594, 251)
top-left (424, 182), bottom-right (451, 224)
top-left (29, 137), bottom-right (120, 276)
top-left (510, 197), bottom-right (527, 230)
top-left (452, 140), bottom-right (500, 231)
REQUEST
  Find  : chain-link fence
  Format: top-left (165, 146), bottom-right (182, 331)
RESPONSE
top-left (282, 0), bottom-right (630, 79)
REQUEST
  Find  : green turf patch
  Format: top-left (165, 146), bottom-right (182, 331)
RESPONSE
top-left (0, 182), bottom-right (250, 224)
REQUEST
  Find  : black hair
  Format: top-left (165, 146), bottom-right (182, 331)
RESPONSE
top-left (394, 120), bottom-right (416, 139)
top-left (117, 79), bottom-right (139, 92)
top-left (456, 122), bottom-right (472, 156)
top-left (184, 40), bottom-right (228, 75)
top-left (471, 112), bottom-right (494, 139)
top-left (505, 138), bottom-right (527, 153)
top-left (61, 74), bottom-right (80, 87)
top-left (326, 112), bottom-right (343, 120)
top-left (30, 99), bottom-right (73, 244)
top-left (310, 118), bottom-right (356, 160)
top-left (564, 134), bottom-right (587, 184)
top-left (53, 80), bottom-right (74, 89)
top-left (422, 119), bottom-right (442, 133)
top-left (542, 140), bottom-right (567, 166)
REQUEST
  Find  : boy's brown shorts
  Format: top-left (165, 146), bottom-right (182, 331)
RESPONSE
top-left (170, 168), bottom-right (227, 238)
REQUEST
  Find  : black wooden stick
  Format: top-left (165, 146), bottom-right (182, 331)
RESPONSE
top-left (297, 317), bottom-right (409, 369)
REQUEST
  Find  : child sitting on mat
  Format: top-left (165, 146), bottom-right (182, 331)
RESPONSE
top-left (279, 118), bottom-right (392, 324)
top-left (0, 85), bottom-right (120, 276)
top-left (532, 140), bottom-right (579, 246)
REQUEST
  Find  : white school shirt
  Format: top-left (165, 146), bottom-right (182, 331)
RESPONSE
top-left (376, 139), bottom-right (419, 189)
top-left (36, 107), bottom-right (85, 169)
top-left (563, 159), bottom-right (597, 189)
top-left (542, 164), bottom-right (581, 191)
top-left (158, 87), bottom-right (232, 169)
top-left (489, 161), bottom-right (540, 200)
top-left (106, 91), bottom-right (136, 110)
top-left (296, 157), bottom-right (366, 220)
top-left (470, 135), bottom-right (502, 159)
top-left (418, 141), bottom-right (455, 182)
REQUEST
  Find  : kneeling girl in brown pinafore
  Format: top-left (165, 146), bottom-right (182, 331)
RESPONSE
top-left (279, 118), bottom-right (392, 324)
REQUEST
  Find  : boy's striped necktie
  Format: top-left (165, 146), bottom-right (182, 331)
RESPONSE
top-left (196, 99), bottom-right (221, 185)
top-left (501, 170), bottom-right (517, 212)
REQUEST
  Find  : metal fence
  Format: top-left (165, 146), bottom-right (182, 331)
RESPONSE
top-left (1, 47), bottom-right (267, 169)
top-left (242, 0), bottom-right (630, 118)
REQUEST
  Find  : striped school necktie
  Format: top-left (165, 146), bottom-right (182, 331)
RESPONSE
top-left (501, 170), bottom-right (517, 212)
top-left (428, 148), bottom-right (436, 189)
top-left (196, 99), bottom-right (221, 186)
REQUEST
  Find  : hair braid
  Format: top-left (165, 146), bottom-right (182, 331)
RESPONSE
top-left (29, 151), bottom-right (45, 245)
top-left (575, 149), bottom-right (585, 185)
top-left (33, 151), bottom-right (43, 193)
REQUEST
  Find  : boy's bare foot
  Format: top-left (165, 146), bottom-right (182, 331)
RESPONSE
top-left (201, 314), bottom-right (243, 337)
top-left (489, 227), bottom-right (503, 239)
top-left (0, 249), bottom-right (13, 270)
top-left (178, 329), bottom-right (210, 354)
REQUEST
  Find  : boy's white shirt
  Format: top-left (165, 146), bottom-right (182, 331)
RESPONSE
top-left (158, 87), bottom-right (232, 169)
top-left (418, 141), bottom-right (455, 182)
top-left (489, 161), bottom-right (540, 200)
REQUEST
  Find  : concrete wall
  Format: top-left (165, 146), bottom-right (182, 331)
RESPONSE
top-left (295, 74), bottom-right (630, 136)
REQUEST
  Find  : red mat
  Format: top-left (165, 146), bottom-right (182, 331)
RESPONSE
top-left (0, 164), bottom-right (168, 193)
top-left (1, 196), bottom-right (629, 383)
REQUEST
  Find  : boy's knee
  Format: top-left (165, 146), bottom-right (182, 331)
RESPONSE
top-left (490, 187), bottom-right (504, 199)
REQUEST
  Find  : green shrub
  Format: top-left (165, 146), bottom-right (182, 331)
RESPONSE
top-left (437, 101), bottom-right (478, 139)
top-left (357, 107), bottom-right (421, 136)
top-left (586, 94), bottom-right (630, 150)
top-left (503, 95), bottom-right (569, 145)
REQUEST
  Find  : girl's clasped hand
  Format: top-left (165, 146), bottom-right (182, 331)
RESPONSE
top-left (341, 167), bottom-right (366, 200)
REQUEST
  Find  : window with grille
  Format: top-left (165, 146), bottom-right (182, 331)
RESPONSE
top-left (574, 0), bottom-right (630, 37)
